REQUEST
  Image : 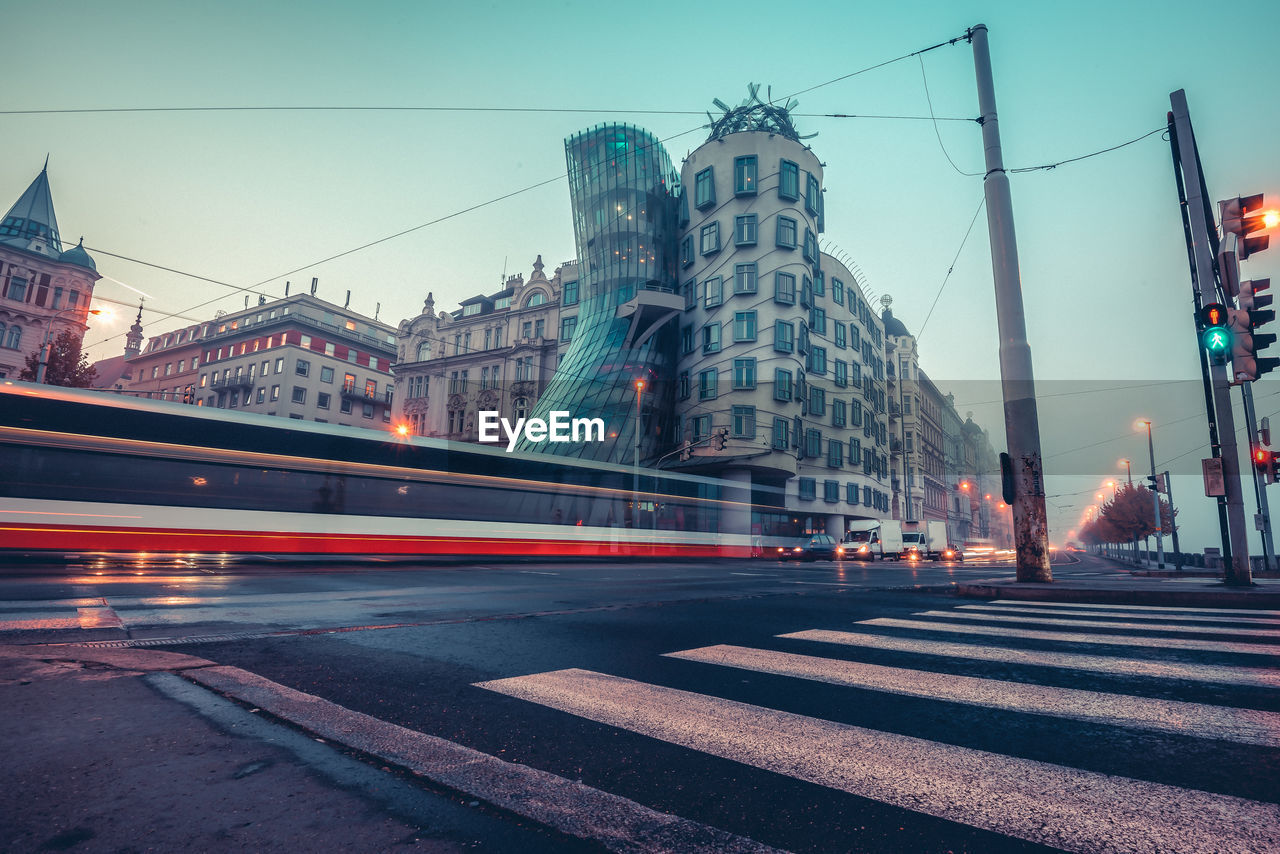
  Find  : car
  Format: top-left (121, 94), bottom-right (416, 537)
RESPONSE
top-left (776, 534), bottom-right (845, 562)
top-left (941, 544), bottom-right (964, 562)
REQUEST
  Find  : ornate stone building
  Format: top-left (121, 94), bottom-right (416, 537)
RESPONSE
top-left (0, 163), bottom-right (101, 379)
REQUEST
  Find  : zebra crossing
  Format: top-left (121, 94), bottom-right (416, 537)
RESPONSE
top-left (477, 599), bottom-right (1280, 854)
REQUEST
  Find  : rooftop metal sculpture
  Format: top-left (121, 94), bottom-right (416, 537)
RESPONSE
top-left (704, 83), bottom-right (816, 144)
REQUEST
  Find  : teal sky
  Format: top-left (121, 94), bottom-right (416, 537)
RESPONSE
top-left (6, 0), bottom-right (1280, 552)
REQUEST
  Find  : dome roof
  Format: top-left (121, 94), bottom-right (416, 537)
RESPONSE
top-left (58, 238), bottom-right (97, 272)
top-left (881, 308), bottom-right (911, 338)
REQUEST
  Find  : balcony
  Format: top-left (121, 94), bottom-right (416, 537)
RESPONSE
top-left (210, 374), bottom-right (254, 390)
top-left (340, 384), bottom-right (394, 407)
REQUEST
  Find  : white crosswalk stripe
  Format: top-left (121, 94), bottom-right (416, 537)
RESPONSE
top-left (958, 602), bottom-right (1280, 626)
top-left (990, 599), bottom-right (1280, 618)
top-left (859, 616), bottom-right (1280, 656)
top-left (910, 608), bottom-right (1280, 638)
top-left (476, 603), bottom-right (1280, 853)
top-left (663, 643), bottom-right (1280, 747)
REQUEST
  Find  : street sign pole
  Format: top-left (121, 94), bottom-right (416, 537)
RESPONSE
top-left (1170, 89), bottom-right (1252, 585)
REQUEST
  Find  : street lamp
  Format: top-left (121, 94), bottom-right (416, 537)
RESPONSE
top-left (633, 378), bottom-right (644, 528)
top-left (1137, 419), bottom-right (1165, 569)
top-left (37, 307), bottom-right (104, 384)
top-left (1118, 459), bottom-right (1132, 485)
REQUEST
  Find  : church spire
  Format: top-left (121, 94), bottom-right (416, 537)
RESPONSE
top-left (124, 301), bottom-right (144, 358)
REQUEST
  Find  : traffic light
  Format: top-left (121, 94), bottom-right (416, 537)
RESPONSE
top-left (1198, 302), bottom-right (1232, 365)
top-left (679, 440), bottom-right (692, 461)
top-left (1146, 473), bottom-right (1166, 493)
top-left (1252, 446), bottom-right (1277, 485)
top-left (1220, 194), bottom-right (1272, 262)
top-left (712, 426), bottom-right (729, 451)
top-left (1227, 300), bottom-right (1279, 383)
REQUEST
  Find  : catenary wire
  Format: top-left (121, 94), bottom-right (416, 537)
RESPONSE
top-left (914, 194), bottom-right (986, 340)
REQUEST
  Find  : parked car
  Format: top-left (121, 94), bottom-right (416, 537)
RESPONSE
top-left (776, 534), bottom-right (845, 562)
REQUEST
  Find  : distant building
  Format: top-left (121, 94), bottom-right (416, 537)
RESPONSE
top-left (94, 291), bottom-right (399, 429)
top-left (0, 162), bottom-right (100, 379)
top-left (394, 257), bottom-right (576, 438)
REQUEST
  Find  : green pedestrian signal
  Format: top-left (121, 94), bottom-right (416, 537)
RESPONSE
top-left (1199, 302), bottom-right (1231, 365)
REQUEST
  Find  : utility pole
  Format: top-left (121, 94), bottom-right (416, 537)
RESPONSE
top-left (1141, 421), bottom-right (1165, 568)
top-left (1163, 471), bottom-right (1182, 568)
top-left (969, 24), bottom-right (1051, 582)
top-left (1169, 89), bottom-right (1252, 586)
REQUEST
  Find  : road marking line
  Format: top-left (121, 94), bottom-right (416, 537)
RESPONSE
top-left (192, 666), bottom-right (778, 854)
top-left (0, 617), bottom-right (81, 631)
top-left (519, 570), bottom-right (561, 576)
top-left (787, 581), bottom-right (855, 586)
top-left (911, 609), bottom-right (1280, 639)
top-left (476, 668), bottom-right (1280, 854)
top-left (860, 618), bottom-right (1280, 656)
top-left (664, 644), bottom-right (1280, 748)
top-left (958, 603), bottom-right (1280, 626)
top-left (991, 600), bottom-right (1280, 618)
top-left (778, 630), bottom-right (1280, 689)
top-left (77, 607), bottom-right (124, 630)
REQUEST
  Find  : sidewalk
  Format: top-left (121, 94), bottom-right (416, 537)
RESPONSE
top-left (0, 645), bottom-right (774, 854)
top-left (956, 569), bottom-right (1280, 608)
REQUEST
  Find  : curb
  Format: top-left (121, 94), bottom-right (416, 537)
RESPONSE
top-left (955, 583), bottom-right (1280, 609)
top-left (11, 645), bottom-right (780, 854)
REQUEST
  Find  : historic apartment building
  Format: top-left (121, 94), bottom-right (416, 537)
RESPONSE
top-left (394, 256), bottom-right (575, 439)
top-left (94, 291), bottom-right (398, 429)
top-left (0, 163), bottom-right (101, 379)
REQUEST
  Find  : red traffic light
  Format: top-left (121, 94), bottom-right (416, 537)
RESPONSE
top-left (1200, 303), bottom-right (1229, 327)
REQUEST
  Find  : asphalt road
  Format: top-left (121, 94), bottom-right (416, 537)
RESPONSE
top-left (3, 552), bottom-right (1278, 853)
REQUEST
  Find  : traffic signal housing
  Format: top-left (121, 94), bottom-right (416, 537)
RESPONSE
top-left (712, 426), bottom-right (729, 451)
top-left (1198, 302), bottom-right (1232, 365)
top-left (1220, 194), bottom-right (1272, 262)
top-left (1252, 446), bottom-right (1278, 486)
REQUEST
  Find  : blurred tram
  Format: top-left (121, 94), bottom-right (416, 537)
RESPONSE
top-left (0, 383), bottom-right (797, 560)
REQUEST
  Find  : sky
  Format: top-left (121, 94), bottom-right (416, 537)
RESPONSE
top-left (5, 0), bottom-right (1280, 554)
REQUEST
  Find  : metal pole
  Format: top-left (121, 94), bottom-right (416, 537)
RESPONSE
top-left (969, 23), bottom-right (1051, 582)
top-left (1167, 113), bottom-right (1232, 561)
top-left (1240, 383), bottom-right (1274, 571)
top-left (1170, 89), bottom-right (1251, 585)
top-left (634, 381), bottom-right (642, 528)
top-left (1145, 422), bottom-right (1165, 568)
top-left (1164, 470), bottom-right (1182, 569)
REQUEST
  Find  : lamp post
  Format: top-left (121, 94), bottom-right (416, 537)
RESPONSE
top-left (633, 379), bottom-right (644, 528)
top-left (1118, 459), bottom-right (1132, 485)
top-left (37, 307), bottom-right (103, 384)
top-left (1138, 419), bottom-right (1165, 569)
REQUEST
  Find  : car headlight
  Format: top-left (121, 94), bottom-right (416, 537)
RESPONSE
top-left (794, 547), bottom-right (803, 552)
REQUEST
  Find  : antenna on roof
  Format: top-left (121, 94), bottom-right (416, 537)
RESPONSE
top-left (375, 302), bottom-right (381, 321)
top-left (310, 277), bottom-right (318, 296)
top-left (501, 256), bottom-right (508, 285)
top-left (284, 281), bottom-right (290, 297)
top-left (344, 289), bottom-right (351, 309)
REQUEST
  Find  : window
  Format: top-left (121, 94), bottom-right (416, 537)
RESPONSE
top-left (777, 216), bottom-right (797, 249)
top-left (810, 307), bottom-right (827, 336)
top-left (774, 368), bottom-right (793, 401)
top-left (774, 271), bottom-right (796, 305)
top-left (681, 235), bottom-right (694, 267)
top-left (678, 370), bottom-right (690, 400)
top-left (699, 368), bottom-right (718, 400)
top-left (343, 372), bottom-right (357, 394)
top-left (52, 286), bottom-right (63, 309)
top-left (847, 483), bottom-right (860, 505)
top-left (522, 321), bottom-right (532, 339)
top-left (806, 173), bottom-right (821, 216)
top-left (834, 323), bottom-right (846, 349)
top-left (702, 322), bottom-right (721, 354)
top-left (733, 263), bottom-right (756, 295)
top-left (514, 397), bottom-right (529, 420)
top-left (832, 278), bottom-right (845, 306)
top-left (734, 155), bottom-right (757, 195)
top-left (852, 360), bottom-right (863, 387)
top-left (695, 167), bottom-right (715, 208)
top-left (835, 360), bottom-right (848, 388)
top-left (6, 276), bottom-right (27, 302)
top-left (463, 303), bottom-right (481, 317)
top-left (480, 366), bottom-right (489, 390)
top-left (692, 414), bottom-right (711, 441)
top-left (256, 387), bottom-right (266, 404)
top-left (806, 429), bottom-right (822, 459)
top-left (801, 276), bottom-right (812, 308)
top-left (849, 437), bottom-right (862, 465)
top-left (363, 402), bottom-right (375, 419)
top-left (317, 392), bottom-right (331, 409)
top-left (733, 357), bottom-right (756, 390)
top-left (779, 160), bottom-right (799, 200)
top-left (291, 386), bottom-right (305, 404)
top-left (774, 320), bottom-right (794, 353)
top-left (813, 271), bottom-right (824, 297)
top-left (824, 479), bottom-right (840, 502)
top-left (320, 366), bottom-right (334, 384)
top-left (772, 417), bottom-right (789, 450)
top-left (274, 358), bottom-right (284, 373)
top-left (803, 228), bottom-right (818, 264)
top-left (164, 362), bottom-right (173, 376)
top-left (732, 405), bottom-right (755, 438)
top-left (809, 385), bottom-right (825, 416)
top-left (863, 485), bottom-right (873, 506)
top-left (833, 399), bottom-right (847, 427)
top-left (852, 399), bottom-right (863, 426)
top-left (563, 279), bottom-right (579, 306)
top-left (799, 478), bottom-right (816, 501)
top-left (681, 324), bottom-right (694, 354)
top-left (734, 214), bottom-right (757, 246)
top-left (704, 277), bottom-right (723, 308)
top-left (534, 319), bottom-right (545, 339)
top-left (733, 311), bottom-right (756, 342)
top-left (228, 390), bottom-right (238, 408)
top-left (683, 280), bottom-right (697, 310)
top-left (560, 316), bottom-right (577, 341)
top-left (527, 292), bottom-right (547, 308)
top-left (700, 222), bottom-right (720, 255)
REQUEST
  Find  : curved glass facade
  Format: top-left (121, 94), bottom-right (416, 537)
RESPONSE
top-left (518, 124), bottom-right (680, 465)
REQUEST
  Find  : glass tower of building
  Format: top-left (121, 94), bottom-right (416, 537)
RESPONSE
top-left (518, 124), bottom-right (681, 465)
